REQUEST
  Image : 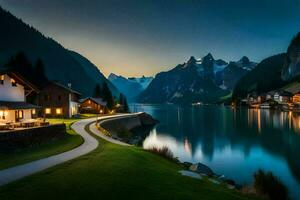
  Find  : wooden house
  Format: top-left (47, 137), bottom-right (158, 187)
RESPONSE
top-left (79, 97), bottom-right (107, 114)
top-left (38, 82), bottom-right (81, 118)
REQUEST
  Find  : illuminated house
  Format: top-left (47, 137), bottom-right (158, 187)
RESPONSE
top-left (0, 69), bottom-right (39, 124)
top-left (292, 94), bottom-right (300, 104)
top-left (38, 82), bottom-right (81, 118)
top-left (79, 97), bottom-right (107, 114)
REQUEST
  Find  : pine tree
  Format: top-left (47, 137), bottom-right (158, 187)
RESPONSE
top-left (123, 96), bottom-right (129, 113)
top-left (102, 82), bottom-right (114, 110)
top-left (119, 93), bottom-right (130, 113)
top-left (6, 52), bottom-right (33, 80)
top-left (34, 58), bottom-right (48, 87)
top-left (93, 84), bottom-right (102, 98)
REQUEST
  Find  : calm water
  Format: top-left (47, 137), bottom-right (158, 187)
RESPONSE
top-left (130, 104), bottom-right (300, 200)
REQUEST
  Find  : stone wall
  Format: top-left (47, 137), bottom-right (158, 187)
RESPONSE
top-left (0, 124), bottom-right (67, 152)
top-left (100, 113), bottom-right (158, 135)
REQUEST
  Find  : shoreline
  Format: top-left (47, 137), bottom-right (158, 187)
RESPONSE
top-left (96, 112), bottom-right (241, 190)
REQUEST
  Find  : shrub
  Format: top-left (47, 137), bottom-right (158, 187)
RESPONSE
top-left (147, 146), bottom-right (177, 161)
top-left (253, 169), bottom-right (288, 200)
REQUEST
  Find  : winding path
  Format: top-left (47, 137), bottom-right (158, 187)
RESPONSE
top-left (0, 114), bottom-right (135, 186)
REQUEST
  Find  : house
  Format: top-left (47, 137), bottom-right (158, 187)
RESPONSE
top-left (38, 82), bottom-right (81, 118)
top-left (265, 90), bottom-right (292, 103)
top-left (79, 97), bottom-right (107, 114)
top-left (292, 93), bottom-right (300, 104)
top-left (0, 69), bottom-right (39, 124)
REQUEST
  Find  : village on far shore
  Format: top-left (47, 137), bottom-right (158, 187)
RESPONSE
top-left (236, 83), bottom-right (300, 111)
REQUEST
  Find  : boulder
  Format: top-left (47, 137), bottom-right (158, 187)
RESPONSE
top-left (138, 112), bottom-right (159, 126)
top-left (189, 163), bottom-right (214, 176)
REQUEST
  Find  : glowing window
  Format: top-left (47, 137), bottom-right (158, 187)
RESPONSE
top-left (45, 108), bottom-right (51, 114)
top-left (88, 100), bottom-right (91, 104)
top-left (0, 75), bottom-right (4, 84)
top-left (32, 109), bottom-right (36, 115)
top-left (56, 108), bottom-right (62, 115)
top-left (18, 110), bottom-right (23, 119)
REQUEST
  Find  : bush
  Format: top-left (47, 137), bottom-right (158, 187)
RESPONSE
top-left (253, 169), bottom-right (288, 200)
top-left (147, 146), bottom-right (177, 161)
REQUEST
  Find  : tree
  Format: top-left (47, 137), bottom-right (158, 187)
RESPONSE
top-left (93, 84), bottom-right (102, 98)
top-left (102, 82), bottom-right (114, 110)
top-left (119, 93), bottom-right (130, 113)
top-left (6, 52), bottom-right (33, 80)
top-left (34, 58), bottom-right (48, 87)
top-left (123, 96), bottom-right (129, 113)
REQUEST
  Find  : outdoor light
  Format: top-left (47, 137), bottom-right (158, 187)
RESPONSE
top-left (100, 109), bottom-right (103, 114)
top-left (32, 109), bottom-right (36, 115)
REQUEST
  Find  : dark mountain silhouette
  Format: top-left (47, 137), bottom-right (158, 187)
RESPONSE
top-left (0, 7), bottom-right (118, 97)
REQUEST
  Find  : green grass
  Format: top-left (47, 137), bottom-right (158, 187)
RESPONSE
top-left (0, 118), bottom-right (83, 170)
top-left (0, 124), bottom-right (261, 200)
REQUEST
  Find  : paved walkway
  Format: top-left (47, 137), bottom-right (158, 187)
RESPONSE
top-left (0, 114), bottom-right (135, 186)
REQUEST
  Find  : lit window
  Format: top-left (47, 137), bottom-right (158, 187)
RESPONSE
top-left (11, 78), bottom-right (17, 87)
top-left (0, 75), bottom-right (4, 84)
top-left (32, 109), bottom-right (36, 115)
top-left (88, 100), bottom-right (91, 104)
top-left (18, 110), bottom-right (23, 119)
top-left (56, 108), bottom-right (62, 115)
top-left (0, 110), bottom-right (7, 120)
top-left (45, 108), bottom-right (51, 114)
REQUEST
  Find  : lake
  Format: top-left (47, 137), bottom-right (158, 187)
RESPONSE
top-left (130, 104), bottom-right (300, 200)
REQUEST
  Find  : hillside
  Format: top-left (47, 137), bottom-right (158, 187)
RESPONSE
top-left (232, 54), bottom-right (287, 100)
top-left (0, 7), bottom-right (118, 96)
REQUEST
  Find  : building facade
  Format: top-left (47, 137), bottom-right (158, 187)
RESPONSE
top-left (0, 69), bottom-right (39, 123)
top-left (80, 97), bottom-right (107, 114)
top-left (38, 82), bottom-right (81, 118)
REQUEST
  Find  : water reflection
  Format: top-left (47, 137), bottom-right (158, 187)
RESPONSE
top-left (131, 104), bottom-right (300, 199)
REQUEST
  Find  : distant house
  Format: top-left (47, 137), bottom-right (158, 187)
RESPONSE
top-left (79, 97), bottom-right (107, 114)
top-left (0, 69), bottom-right (39, 124)
top-left (265, 90), bottom-right (292, 103)
top-left (292, 94), bottom-right (300, 104)
top-left (38, 82), bottom-right (81, 118)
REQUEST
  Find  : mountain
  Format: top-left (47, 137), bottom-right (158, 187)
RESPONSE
top-left (128, 76), bottom-right (153, 90)
top-left (137, 53), bottom-right (256, 104)
top-left (232, 54), bottom-right (287, 100)
top-left (137, 55), bottom-right (230, 104)
top-left (108, 73), bottom-right (153, 101)
top-left (0, 7), bottom-right (118, 97)
top-left (232, 32), bottom-right (300, 101)
top-left (282, 32), bottom-right (300, 81)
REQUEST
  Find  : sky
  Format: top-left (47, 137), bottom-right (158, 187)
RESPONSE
top-left (0, 0), bottom-right (300, 77)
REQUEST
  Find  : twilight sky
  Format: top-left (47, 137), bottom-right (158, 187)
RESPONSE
top-left (0, 0), bottom-right (299, 77)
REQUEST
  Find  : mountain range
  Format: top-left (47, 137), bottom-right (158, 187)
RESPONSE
top-left (0, 7), bottom-right (118, 97)
top-left (108, 73), bottom-right (153, 101)
top-left (137, 54), bottom-right (256, 104)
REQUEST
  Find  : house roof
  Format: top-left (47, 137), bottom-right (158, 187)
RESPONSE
top-left (0, 68), bottom-right (39, 92)
top-left (0, 101), bottom-right (41, 110)
top-left (80, 97), bottom-right (107, 106)
top-left (47, 81), bottom-right (81, 96)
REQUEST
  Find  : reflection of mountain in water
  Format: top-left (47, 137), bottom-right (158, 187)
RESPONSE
top-left (133, 104), bottom-right (300, 198)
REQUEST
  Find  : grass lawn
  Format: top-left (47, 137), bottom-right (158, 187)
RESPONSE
top-left (0, 124), bottom-right (261, 200)
top-left (0, 118), bottom-right (83, 170)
